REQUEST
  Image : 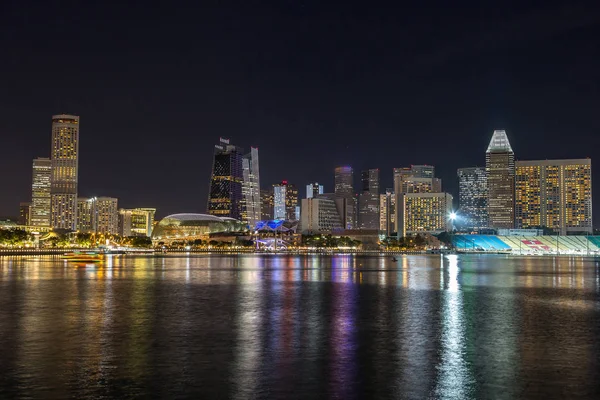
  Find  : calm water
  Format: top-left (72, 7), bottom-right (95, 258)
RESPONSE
top-left (0, 254), bottom-right (599, 399)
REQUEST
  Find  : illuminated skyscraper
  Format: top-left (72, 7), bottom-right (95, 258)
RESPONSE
top-left (334, 166), bottom-right (356, 228)
top-left (260, 189), bottom-right (273, 220)
top-left (486, 130), bottom-right (514, 229)
top-left (273, 181), bottom-right (298, 220)
top-left (358, 169), bottom-right (380, 229)
top-left (30, 157), bottom-right (52, 227)
top-left (457, 167), bottom-right (488, 229)
top-left (241, 147), bottom-right (261, 226)
top-left (96, 197), bottom-right (119, 234)
top-left (306, 182), bottom-right (324, 198)
top-left (515, 159), bottom-right (592, 235)
top-left (77, 197), bottom-right (96, 232)
top-left (379, 189), bottom-right (395, 235)
top-left (207, 138), bottom-right (244, 220)
top-left (50, 114), bottom-right (79, 230)
top-left (77, 197), bottom-right (119, 234)
top-left (396, 193), bottom-right (453, 237)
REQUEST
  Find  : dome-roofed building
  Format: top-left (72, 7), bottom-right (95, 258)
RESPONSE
top-left (152, 213), bottom-right (247, 243)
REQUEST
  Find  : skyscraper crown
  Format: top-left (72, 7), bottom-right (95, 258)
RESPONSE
top-left (486, 130), bottom-right (513, 153)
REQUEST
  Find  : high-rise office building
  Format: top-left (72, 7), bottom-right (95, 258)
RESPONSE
top-left (306, 182), bottom-right (324, 198)
top-left (515, 159), bottom-right (592, 235)
top-left (358, 169), bottom-right (380, 229)
top-left (77, 197), bottom-right (119, 234)
top-left (393, 165), bottom-right (441, 194)
top-left (260, 189), bottom-right (273, 220)
top-left (96, 197), bottom-right (119, 234)
top-left (30, 157), bottom-right (52, 227)
top-left (334, 166), bottom-right (356, 228)
top-left (77, 197), bottom-right (96, 232)
top-left (50, 114), bottom-right (80, 230)
top-left (335, 166), bottom-right (354, 197)
top-left (457, 167), bottom-right (488, 229)
top-left (396, 193), bottom-right (453, 237)
top-left (486, 130), bottom-right (515, 229)
top-left (119, 208), bottom-right (156, 237)
top-left (300, 197), bottom-right (343, 234)
top-left (273, 181), bottom-right (298, 220)
top-left (379, 189), bottom-right (396, 236)
top-left (207, 138), bottom-right (244, 220)
top-left (241, 147), bottom-right (261, 227)
top-left (393, 165), bottom-right (435, 180)
top-left (19, 202), bottom-right (31, 226)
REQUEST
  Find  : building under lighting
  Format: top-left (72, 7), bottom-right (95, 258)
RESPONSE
top-left (515, 159), bottom-right (592, 235)
top-left (396, 192), bottom-right (453, 237)
top-left (240, 147), bottom-right (261, 227)
top-left (306, 182), bottom-right (324, 198)
top-left (30, 157), bottom-right (52, 227)
top-left (300, 196), bottom-right (343, 234)
top-left (50, 114), bottom-right (80, 230)
top-left (77, 197), bottom-right (119, 234)
top-left (334, 166), bottom-right (356, 229)
top-left (379, 189), bottom-right (395, 236)
top-left (273, 181), bottom-right (299, 220)
top-left (358, 169), bottom-right (379, 229)
top-left (260, 189), bottom-right (273, 220)
top-left (207, 138), bottom-right (244, 220)
top-left (486, 130), bottom-right (514, 229)
top-left (119, 208), bottom-right (156, 237)
top-left (457, 167), bottom-right (488, 229)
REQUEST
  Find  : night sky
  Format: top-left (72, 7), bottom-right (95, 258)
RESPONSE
top-left (2, 0), bottom-right (600, 222)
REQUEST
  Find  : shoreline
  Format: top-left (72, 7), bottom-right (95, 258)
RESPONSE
top-left (1, 248), bottom-right (599, 257)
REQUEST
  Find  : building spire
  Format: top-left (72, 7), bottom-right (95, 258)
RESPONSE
top-left (486, 130), bottom-right (513, 153)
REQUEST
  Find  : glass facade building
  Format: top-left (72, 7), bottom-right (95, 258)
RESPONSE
top-left (273, 181), bottom-right (298, 220)
top-left (334, 166), bottom-right (356, 228)
top-left (306, 182), bottom-right (324, 199)
top-left (457, 167), bottom-right (488, 229)
top-left (207, 138), bottom-right (244, 220)
top-left (358, 169), bottom-right (380, 229)
top-left (50, 114), bottom-right (79, 230)
top-left (152, 213), bottom-right (246, 243)
top-left (241, 147), bottom-right (261, 227)
top-left (515, 159), bottom-right (592, 235)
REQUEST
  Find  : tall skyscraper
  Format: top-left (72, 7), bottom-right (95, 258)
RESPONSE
top-left (119, 208), bottom-right (156, 237)
top-left (260, 189), bottom-right (273, 220)
top-left (515, 159), bottom-right (592, 235)
top-left (30, 157), bottom-right (52, 227)
top-left (379, 189), bottom-right (396, 236)
top-left (241, 147), bottom-right (261, 227)
top-left (273, 181), bottom-right (298, 220)
top-left (358, 169), bottom-right (380, 229)
top-left (396, 193), bottom-right (454, 237)
top-left (486, 130), bottom-right (515, 229)
top-left (207, 138), bottom-right (244, 220)
top-left (334, 166), bottom-right (354, 197)
top-left (334, 166), bottom-right (356, 228)
top-left (457, 167), bottom-right (488, 229)
top-left (306, 182), bottom-right (324, 198)
top-left (50, 114), bottom-right (80, 230)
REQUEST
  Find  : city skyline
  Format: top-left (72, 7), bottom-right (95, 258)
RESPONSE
top-left (2, 2), bottom-right (600, 223)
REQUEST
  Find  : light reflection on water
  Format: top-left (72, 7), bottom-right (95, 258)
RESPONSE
top-left (0, 254), bottom-right (599, 399)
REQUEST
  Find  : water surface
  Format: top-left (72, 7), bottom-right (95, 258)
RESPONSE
top-left (0, 254), bottom-right (599, 399)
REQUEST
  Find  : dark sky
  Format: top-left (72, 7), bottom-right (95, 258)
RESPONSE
top-left (2, 0), bottom-right (600, 222)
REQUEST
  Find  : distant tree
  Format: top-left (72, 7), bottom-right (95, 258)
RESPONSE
top-left (130, 236), bottom-right (152, 248)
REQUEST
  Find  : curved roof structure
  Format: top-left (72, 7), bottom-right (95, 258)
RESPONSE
top-left (152, 213), bottom-right (247, 241)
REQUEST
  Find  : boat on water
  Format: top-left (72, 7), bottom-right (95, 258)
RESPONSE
top-left (63, 251), bottom-right (104, 262)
